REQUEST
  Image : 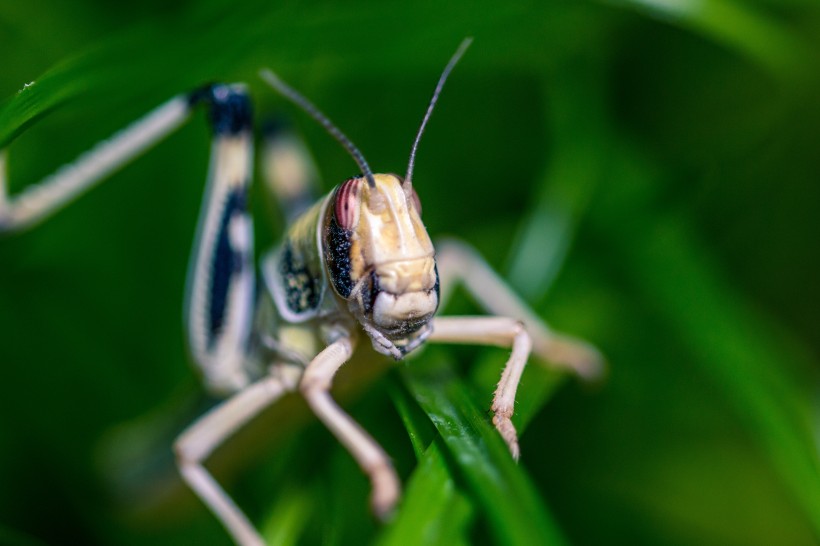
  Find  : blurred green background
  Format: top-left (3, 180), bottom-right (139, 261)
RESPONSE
top-left (1, 1), bottom-right (820, 545)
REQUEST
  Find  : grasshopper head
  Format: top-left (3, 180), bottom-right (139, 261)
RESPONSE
top-left (264, 39), bottom-right (471, 358)
top-left (323, 173), bottom-right (438, 358)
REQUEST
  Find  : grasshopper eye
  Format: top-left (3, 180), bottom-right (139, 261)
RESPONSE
top-left (335, 177), bottom-right (362, 229)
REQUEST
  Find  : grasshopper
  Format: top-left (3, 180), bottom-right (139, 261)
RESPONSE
top-left (0, 39), bottom-right (602, 546)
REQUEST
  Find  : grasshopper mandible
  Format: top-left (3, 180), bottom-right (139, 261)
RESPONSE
top-left (0, 39), bottom-right (603, 546)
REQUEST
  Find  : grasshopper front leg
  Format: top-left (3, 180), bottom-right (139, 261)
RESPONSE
top-left (432, 239), bottom-right (604, 458)
top-left (435, 238), bottom-right (604, 380)
top-left (428, 316), bottom-right (532, 459)
top-left (299, 334), bottom-right (401, 518)
top-left (176, 333), bottom-right (401, 546)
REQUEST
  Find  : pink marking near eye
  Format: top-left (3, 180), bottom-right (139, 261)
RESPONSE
top-left (335, 178), bottom-right (362, 229)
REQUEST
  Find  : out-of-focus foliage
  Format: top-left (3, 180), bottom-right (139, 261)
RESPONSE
top-left (1, 1), bottom-right (819, 545)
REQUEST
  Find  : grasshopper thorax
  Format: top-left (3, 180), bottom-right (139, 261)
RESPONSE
top-left (323, 173), bottom-right (438, 358)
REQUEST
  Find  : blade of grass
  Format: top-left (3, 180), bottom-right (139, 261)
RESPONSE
top-left (379, 374), bottom-right (475, 546)
top-left (609, 0), bottom-right (808, 80)
top-left (400, 351), bottom-right (568, 546)
top-left (0, 2), bottom-right (624, 149)
top-left (377, 443), bottom-right (474, 546)
top-left (260, 484), bottom-right (314, 546)
top-left (507, 63), bottom-right (608, 301)
top-left (0, 527), bottom-right (49, 546)
top-left (596, 143), bottom-right (820, 537)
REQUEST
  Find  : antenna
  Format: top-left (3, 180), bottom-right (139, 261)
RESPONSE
top-left (404, 37), bottom-right (472, 190)
top-left (260, 69), bottom-right (377, 189)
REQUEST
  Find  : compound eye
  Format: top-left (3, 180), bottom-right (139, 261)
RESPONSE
top-left (408, 187), bottom-right (422, 216)
top-left (335, 177), bottom-right (362, 229)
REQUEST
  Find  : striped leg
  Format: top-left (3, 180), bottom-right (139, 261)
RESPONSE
top-left (0, 95), bottom-right (192, 233)
top-left (183, 85), bottom-right (258, 396)
top-left (1, 82), bottom-right (262, 394)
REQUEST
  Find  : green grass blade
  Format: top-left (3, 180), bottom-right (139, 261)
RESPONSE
top-left (400, 352), bottom-right (568, 546)
top-left (381, 441), bottom-right (474, 546)
top-left (596, 144), bottom-right (820, 537)
top-left (610, 0), bottom-right (809, 79)
top-left (507, 63), bottom-right (608, 301)
top-left (260, 485), bottom-right (314, 546)
top-left (379, 375), bottom-right (475, 546)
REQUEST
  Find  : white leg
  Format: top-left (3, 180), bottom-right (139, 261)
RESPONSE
top-left (436, 238), bottom-right (604, 380)
top-left (428, 316), bottom-right (531, 459)
top-left (175, 372), bottom-right (297, 546)
top-left (299, 336), bottom-right (400, 519)
top-left (0, 96), bottom-right (191, 233)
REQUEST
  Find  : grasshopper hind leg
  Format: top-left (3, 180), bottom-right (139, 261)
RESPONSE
top-left (176, 86), bottom-right (298, 545)
top-left (184, 84), bottom-right (259, 396)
